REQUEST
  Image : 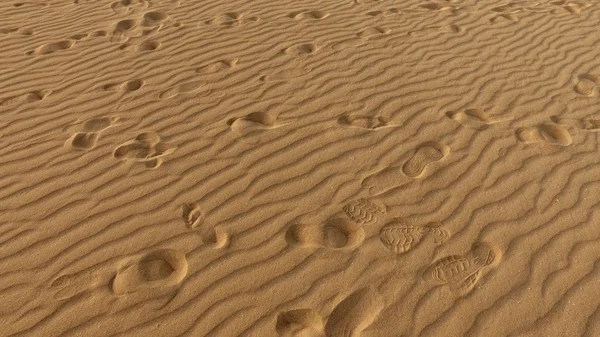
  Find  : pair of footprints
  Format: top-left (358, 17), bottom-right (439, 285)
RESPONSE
top-left (51, 248), bottom-right (188, 299)
top-left (112, 11), bottom-right (178, 44)
top-left (181, 203), bottom-right (229, 249)
top-left (517, 116), bottom-right (600, 146)
top-left (0, 27), bottom-right (33, 36)
top-left (286, 198), bottom-right (449, 255)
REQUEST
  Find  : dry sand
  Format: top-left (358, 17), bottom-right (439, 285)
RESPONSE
top-left (2, 0), bottom-right (600, 336)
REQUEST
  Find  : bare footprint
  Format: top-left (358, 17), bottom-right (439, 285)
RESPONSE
top-left (516, 124), bottom-right (572, 146)
top-left (26, 40), bottom-right (76, 55)
top-left (276, 309), bottom-right (324, 336)
top-left (379, 218), bottom-right (449, 254)
top-left (424, 242), bottom-right (500, 296)
top-left (343, 199), bottom-right (386, 225)
top-left (402, 142), bottom-right (448, 178)
top-left (158, 80), bottom-right (208, 100)
top-left (0, 89), bottom-right (52, 107)
top-left (282, 43), bottom-right (319, 56)
top-left (196, 59), bottom-right (238, 74)
top-left (338, 114), bottom-right (401, 130)
top-left (551, 116), bottom-right (600, 132)
top-left (0, 27), bottom-right (34, 36)
top-left (112, 249), bottom-right (188, 295)
top-left (259, 68), bottom-right (310, 82)
top-left (287, 10), bottom-right (330, 20)
top-left (573, 74), bottom-right (600, 97)
top-left (445, 108), bottom-right (512, 130)
top-left (286, 218), bottom-right (364, 250)
top-left (325, 286), bottom-right (384, 337)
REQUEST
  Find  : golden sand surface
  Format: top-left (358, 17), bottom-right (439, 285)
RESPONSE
top-left (2, 0), bottom-right (600, 336)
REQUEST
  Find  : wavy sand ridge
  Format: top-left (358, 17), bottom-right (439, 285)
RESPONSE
top-left (1, 0), bottom-right (600, 336)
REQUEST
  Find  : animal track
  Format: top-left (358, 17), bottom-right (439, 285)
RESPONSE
top-left (424, 242), bottom-right (500, 296)
top-left (338, 114), bottom-right (401, 130)
top-left (26, 40), bottom-right (76, 56)
top-left (0, 27), bottom-right (33, 36)
top-left (259, 68), bottom-right (310, 82)
top-left (282, 43), bottom-right (319, 56)
top-left (379, 219), bottom-right (449, 254)
top-left (573, 74), bottom-right (600, 96)
top-left (65, 116), bottom-right (121, 151)
top-left (205, 12), bottom-right (259, 27)
top-left (287, 10), bottom-right (329, 20)
top-left (276, 309), bottom-right (324, 336)
top-left (325, 286), bottom-right (384, 337)
top-left (343, 199), bottom-right (386, 225)
top-left (158, 80), bottom-right (208, 100)
top-left (286, 218), bottom-right (365, 250)
top-left (196, 59), bottom-right (238, 74)
top-left (551, 116), bottom-right (600, 132)
top-left (446, 108), bottom-right (512, 130)
top-left (0, 89), bottom-right (52, 107)
top-left (516, 124), bottom-right (572, 146)
top-left (113, 132), bottom-right (177, 169)
top-left (402, 142), bottom-right (448, 178)
top-left (111, 249), bottom-right (188, 295)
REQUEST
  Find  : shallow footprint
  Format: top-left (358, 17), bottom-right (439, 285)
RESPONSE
top-left (325, 286), bottom-right (384, 337)
top-left (26, 40), bottom-right (76, 56)
top-left (103, 79), bottom-right (145, 93)
top-left (112, 249), bottom-right (188, 295)
top-left (67, 132), bottom-right (100, 150)
top-left (158, 80), bottom-right (208, 100)
top-left (573, 74), bottom-right (600, 97)
top-left (0, 89), bottom-right (52, 107)
top-left (338, 114), bottom-right (401, 130)
top-left (65, 116), bottom-right (120, 150)
top-left (276, 309), bottom-right (324, 336)
top-left (445, 108), bottom-right (512, 130)
top-left (287, 10), bottom-right (330, 20)
top-left (259, 68), bottom-right (310, 82)
top-left (196, 59), bottom-right (238, 74)
top-left (516, 124), bottom-right (572, 146)
top-left (551, 116), bottom-right (600, 132)
top-left (286, 218), bottom-right (364, 250)
top-left (282, 43), bottom-right (319, 56)
top-left (402, 142), bottom-right (448, 178)
top-left (229, 111), bottom-right (295, 132)
top-left (357, 26), bottom-right (391, 39)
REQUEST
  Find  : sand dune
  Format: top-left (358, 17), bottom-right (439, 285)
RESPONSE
top-left (2, 0), bottom-right (600, 336)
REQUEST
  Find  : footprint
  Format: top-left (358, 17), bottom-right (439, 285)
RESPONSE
top-left (276, 309), bottom-right (324, 336)
top-left (365, 8), bottom-right (400, 17)
top-left (445, 108), bottom-right (512, 130)
top-left (158, 80), bottom-right (208, 100)
top-left (111, 0), bottom-right (149, 15)
top-left (259, 68), bottom-right (310, 82)
top-left (551, 116), bottom-right (600, 132)
top-left (282, 43), bottom-right (319, 56)
top-left (338, 114), bottom-right (401, 130)
top-left (490, 13), bottom-right (520, 23)
top-left (65, 116), bottom-right (121, 151)
top-left (331, 39), bottom-right (364, 51)
top-left (113, 132), bottom-right (177, 168)
top-left (50, 271), bottom-right (102, 300)
top-left (379, 219), bottom-right (449, 254)
top-left (182, 203), bottom-right (205, 229)
top-left (13, 2), bottom-right (49, 8)
top-left (343, 199), bottom-right (386, 225)
top-left (196, 59), bottom-right (238, 74)
top-left (549, 0), bottom-right (591, 14)
top-left (0, 89), bottom-right (52, 107)
top-left (0, 27), bottom-right (34, 36)
top-left (205, 12), bottom-right (259, 27)
top-left (419, 1), bottom-right (458, 11)
top-left (26, 40), bottom-right (76, 56)
top-left (409, 24), bottom-right (463, 37)
top-left (287, 10), bottom-right (330, 20)
top-left (424, 242), bottom-right (500, 296)
top-left (516, 124), bottom-right (572, 146)
top-left (402, 142), bottom-right (448, 178)
top-left (111, 249), bottom-right (188, 295)
top-left (286, 218), bottom-right (365, 250)
top-left (103, 79), bottom-right (145, 93)
top-left (325, 286), bottom-right (384, 337)
top-left (573, 74), bottom-right (600, 97)
top-left (228, 111), bottom-right (295, 132)
top-left (357, 26), bottom-right (391, 40)
top-left (137, 40), bottom-right (161, 51)
top-left (142, 11), bottom-right (171, 26)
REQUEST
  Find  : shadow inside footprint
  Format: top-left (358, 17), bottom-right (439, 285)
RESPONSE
top-left (325, 286), bottom-right (384, 337)
top-left (276, 309), bottom-right (324, 336)
top-left (158, 80), bottom-right (208, 100)
top-left (112, 249), bottom-right (188, 295)
top-left (402, 142), bottom-right (447, 178)
top-left (551, 116), bottom-right (600, 132)
top-left (516, 124), bottom-right (572, 146)
top-left (338, 114), bottom-right (400, 130)
top-left (446, 109), bottom-right (512, 130)
top-left (286, 218), bottom-right (364, 250)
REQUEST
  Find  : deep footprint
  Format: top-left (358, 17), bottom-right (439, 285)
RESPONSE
top-left (402, 142), bottom-right (447, 178)
top-left (112, 249), bottom-right (188, 295)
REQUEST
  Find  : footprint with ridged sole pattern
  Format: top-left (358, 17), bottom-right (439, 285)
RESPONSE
top-left (343, 198), bottom-right (386, 226)
top-left (379, 218), bottom-right (449, 254)
top-left (402, 142), bottom-right (448, 178)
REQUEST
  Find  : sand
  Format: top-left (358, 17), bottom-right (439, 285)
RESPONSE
top-left (2, 0), bottom-right (600, 336)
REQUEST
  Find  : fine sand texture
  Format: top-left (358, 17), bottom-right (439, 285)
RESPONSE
top-left (2, 0), bottom-right (600, 336)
